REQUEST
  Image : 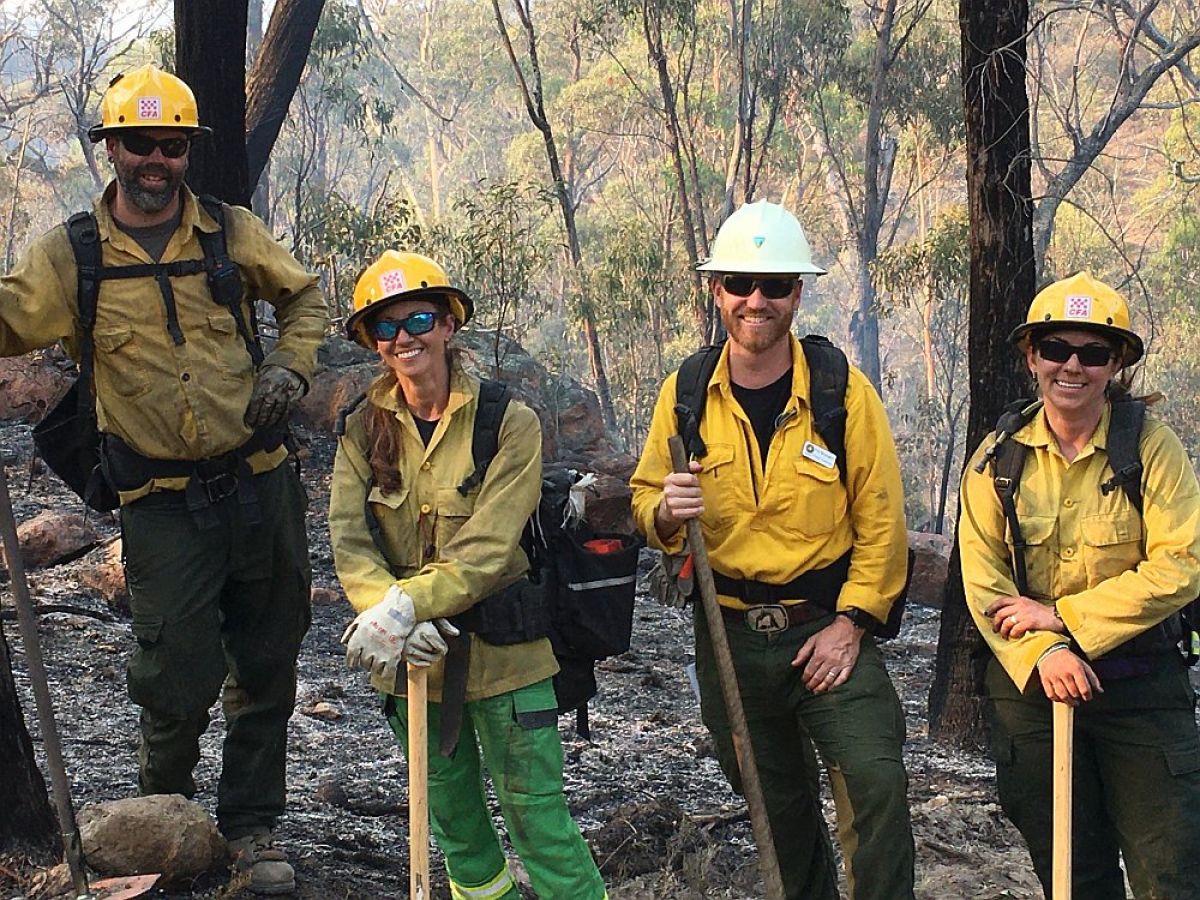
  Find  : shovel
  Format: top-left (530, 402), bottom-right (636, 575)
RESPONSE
top-left (668, 436), bottom-right (785, 900)
top-left (0, 463), bottom-right (160, 900)
top-left (407, 663), bottom-right (430, 900)
top-left (1052, 701), bottom-right (1074, 900)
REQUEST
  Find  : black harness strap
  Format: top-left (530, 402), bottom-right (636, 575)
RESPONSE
top-left (457, 379), bottom-right (511, 495)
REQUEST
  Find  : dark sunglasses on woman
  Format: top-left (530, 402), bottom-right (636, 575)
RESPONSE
top-left (369, 311), bottom-right (439, 341)
top-left (119, 133), bottom-right (192, 159)
top-left (720, 274), bottom-right (798, 300)
top-left (1035, 338), bottom-right (1115, 367)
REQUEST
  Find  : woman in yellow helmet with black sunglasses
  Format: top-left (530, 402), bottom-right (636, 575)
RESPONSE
top-left (958, 272), bottom-right (1200, 898)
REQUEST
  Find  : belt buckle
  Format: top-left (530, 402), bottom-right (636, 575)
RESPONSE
top-left (744, 604), bottom-right (789, 634)
top-left (200, 471), bottom-right (238, 504)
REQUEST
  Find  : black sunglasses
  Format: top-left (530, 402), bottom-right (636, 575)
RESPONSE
top-left (369, 311), bottom-right (439, 341)
top-left (1036, 338), bottom-right (1115, 367)
top-left (720, 274), bottom-right (798, 300)
top-left (119, 133), bottom-right (192, 159)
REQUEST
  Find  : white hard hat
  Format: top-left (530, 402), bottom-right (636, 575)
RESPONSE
top-left (697, 200), bottom-right (826, 276)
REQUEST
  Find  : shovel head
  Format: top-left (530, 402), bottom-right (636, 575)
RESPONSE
top-left (86, 873), bottom-right (161, 900)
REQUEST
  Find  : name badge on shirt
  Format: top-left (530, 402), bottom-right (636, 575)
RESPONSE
top-left (802, 441), bottom-right (837, 469)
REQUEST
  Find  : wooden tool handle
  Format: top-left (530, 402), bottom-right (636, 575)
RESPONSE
top-left (1052, 701), bottom-right (1074, 900)
top-left (407, 665), bottom-right (430, 900)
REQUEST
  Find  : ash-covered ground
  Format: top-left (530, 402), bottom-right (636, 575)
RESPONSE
top-left (2, 422), bottom-right (1048, 899)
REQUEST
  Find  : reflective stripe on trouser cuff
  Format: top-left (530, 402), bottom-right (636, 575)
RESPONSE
top-left (450, 865), bottom-right (516, 899)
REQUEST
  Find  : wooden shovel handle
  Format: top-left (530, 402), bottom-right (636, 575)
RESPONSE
top-left (1052, 701), bottom-right (1074, 900)
top-left (668, 436), bottom-right (785, 900)
top-left (407, 665), bottom-right (430, 900)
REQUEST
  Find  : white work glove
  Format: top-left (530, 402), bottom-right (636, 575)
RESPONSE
top-left (341, 585), bottom-right (417, 684)
top-left (244, 364), bottom-right (306, 431)
top-left (402, 619), bottom-right (461, 667)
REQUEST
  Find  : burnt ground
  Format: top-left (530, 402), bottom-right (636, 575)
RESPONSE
top-left (1, 421), bottom-right (1052, 900)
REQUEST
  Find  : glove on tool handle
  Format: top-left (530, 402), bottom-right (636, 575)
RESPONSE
top-left (668, 435), bottom-right (785, 900)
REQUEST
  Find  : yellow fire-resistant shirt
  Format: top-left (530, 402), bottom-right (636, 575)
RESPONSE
top-left (630, 335), bottom-right (908, 623)
top-left (959, 403), bottom-right (1200, 691)
top-left (329, 365), bottom-right (558, 701)
top-left (0, 184), bottom-right (327, 488)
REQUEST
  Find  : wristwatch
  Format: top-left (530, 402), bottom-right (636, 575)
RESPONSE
top-left (837, 607), bottom-right (878, 634)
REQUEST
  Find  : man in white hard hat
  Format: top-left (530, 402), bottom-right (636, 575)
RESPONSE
top-left (631, 200), bottom-right (915, 899)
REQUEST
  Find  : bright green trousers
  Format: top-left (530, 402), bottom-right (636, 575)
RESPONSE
top-left (694, 604), bottom-right (915, 900)
top-left (385, 678), bottom-right (606, 900)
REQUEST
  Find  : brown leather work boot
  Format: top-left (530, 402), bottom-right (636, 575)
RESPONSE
top-left (227, 828), bottom-right (296, 895)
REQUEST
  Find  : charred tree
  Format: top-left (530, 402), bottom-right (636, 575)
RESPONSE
top-left (174, 0), bottom-right (251, 206)
top-left (246, 0), bottom-right (326, 190)
top-left (927, 0), bottom-right (1036, 747)
top-left (0, 623), bottom-right (58, 860)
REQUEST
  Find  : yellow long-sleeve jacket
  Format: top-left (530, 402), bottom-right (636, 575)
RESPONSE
top-left (0, 183), bottom-right (327, 475)
top-left (959, 404), bottom-right (1200, 691)
top-left (630, 335), bottom-right (908, 622)
top-left (329, 365), bottom-right (558, 700)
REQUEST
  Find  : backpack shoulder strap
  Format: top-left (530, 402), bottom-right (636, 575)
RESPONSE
top-left (988, 399), bottom-right (1040, 597)
top-left (1100, 397), bottom-right (1145, 513)
top-left (674, 341), bottom-right (725, 459)
top-left (196, 194), bottom-right (263, 368)
top-left (800, 334), bottom-right (849, 484)
top-left (334, 391), bottom-right (369, 437)
top-left (458, 379), bottom-right (512, 495)
top-left (66, 211), bottom-right (102, 415)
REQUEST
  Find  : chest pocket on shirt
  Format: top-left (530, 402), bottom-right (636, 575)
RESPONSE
top-left (789, 455), bottom-right (845, 537)
top-left (436, 487), bottom-right (477, 553)
top-left (1006, 514), bottom-right (1057, 598)
top-left (368, 484), bottom-right (417, 573)
top-left (94, 326), bottom-right (151, 399)
top-left (697, 443), bottom-right (736, 528)
top-left (1081, 514), bottom-right (1143, 585)
top-left (205, 312), bottom-right (253, 382)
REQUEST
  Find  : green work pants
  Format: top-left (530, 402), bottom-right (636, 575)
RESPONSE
top-left (986, 654), bottom-right (1200, 899)
top-left (122, 463), bottom-right (312, 839)
top-left (694, 604), bottom-right (915, 900)
top-left (385, 678), bottom-right (606, 900)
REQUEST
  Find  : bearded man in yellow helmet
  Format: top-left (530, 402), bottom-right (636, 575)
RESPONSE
top-left (0, 65), bottom-right (327, 894)
top-left (631, 200), bottom-right (915, 899)
top-left (959, 273), bottom-right (1200, 897)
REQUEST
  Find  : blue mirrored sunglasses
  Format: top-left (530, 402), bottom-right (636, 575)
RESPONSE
top-left (369, 311), bottom-right (439, 341)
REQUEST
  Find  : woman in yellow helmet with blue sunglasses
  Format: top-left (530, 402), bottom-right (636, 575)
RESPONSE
top-left (329, 250), bottom-right (606, 899)
top-left (958, 272), bottom-right (1200, 898)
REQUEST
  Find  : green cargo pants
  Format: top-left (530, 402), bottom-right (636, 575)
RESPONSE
top-left (385, 678), bottom-right (606, 900)
top-left (122, 462), bottom-right (311, 839)
top-left (986, 654), bottom-right (1200, 899)
top-left (694, 604), bottom-right (915, 900)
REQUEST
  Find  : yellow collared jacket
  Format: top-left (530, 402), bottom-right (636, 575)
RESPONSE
top-left (0, 184), bottom-right (327, 474)
top-left (959, 403), bottom-right (1200, 691)
top-left (630, 335), bottom-right (908, 622)
top-left (329, 365), bottom-right (558, 700)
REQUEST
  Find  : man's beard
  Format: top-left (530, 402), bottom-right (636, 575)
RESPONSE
top-left (113, 156), bottom-right (183, 214)
top-left (720, 306), bottom-right (792, 354)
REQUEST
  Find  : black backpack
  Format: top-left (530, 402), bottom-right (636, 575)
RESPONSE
top-left (984, 395), bottom-right (1199, 665)
top-left (32, 195), bottom-right (259, 511)
top-left (673, 335), bottom-right (912, 639)
top-left (338, 380), bottom-right (642, 738)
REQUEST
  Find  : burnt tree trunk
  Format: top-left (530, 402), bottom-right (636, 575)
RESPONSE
top-left (246, 0), bottom-right (326, 190)
top-left (175, 0), bottom-right (251, 206)
top-left (0, 622), bottom-right (58, 860)
top-left (927, 0), bottom-right (1036, 747)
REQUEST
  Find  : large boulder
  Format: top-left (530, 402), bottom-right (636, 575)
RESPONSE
top-left (15, 511), bottom-right (98, 569)
top-left (78, 795), bottom-right (226, 884)
top-left (0, 350), bottom-right (73, 422)
top-left (907, 531), bottom-right (952, 608)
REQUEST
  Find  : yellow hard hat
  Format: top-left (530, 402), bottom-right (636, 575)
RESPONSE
top-left (697, 200), bottom-right (826, 276)
top-left (346, 250), bottom-right (473, 347)
top-left (1010, 271), bottom-right (1143, 366)
top-left (88, 64), bottom-right (211, 142)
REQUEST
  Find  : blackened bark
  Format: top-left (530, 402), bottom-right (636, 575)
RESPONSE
top-left (246, 0), bottom-right (326, 190)
top-left (0, 622), bottom-right (58, 859)
top-left (174, 0), bottom-right (251, 206)
top-left (927, 0), bottom-right (1036, 747)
